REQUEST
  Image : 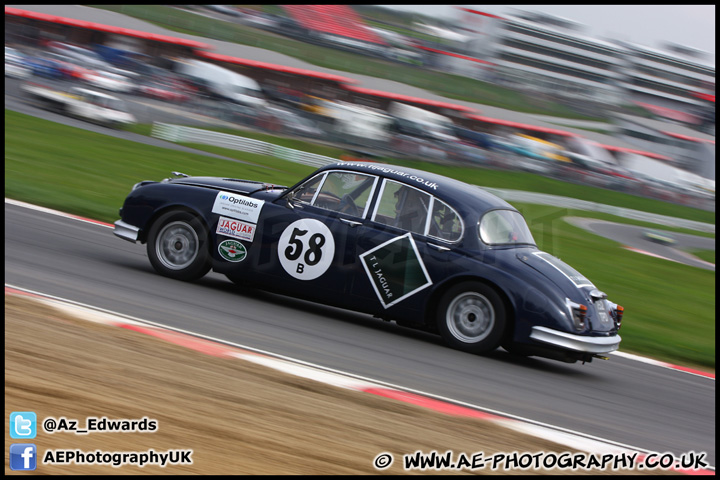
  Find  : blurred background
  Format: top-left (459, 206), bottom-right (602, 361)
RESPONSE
top-left (5, 4), bottom-right (715, 211)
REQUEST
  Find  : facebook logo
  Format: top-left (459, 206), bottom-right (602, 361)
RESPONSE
top-left (10, 444), bottom-right (37, 471)
top-left (10, 411), bottom-right (37, 439)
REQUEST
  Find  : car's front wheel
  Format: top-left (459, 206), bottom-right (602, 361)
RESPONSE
top-left (436, 282), bottom-right (506, 354)
top-left (147, 211), bottom-right (211, 281)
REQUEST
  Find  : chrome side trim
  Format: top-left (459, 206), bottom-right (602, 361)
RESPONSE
top-left (113, 220), bottom-right (140, 243)
top-left (530, 326), bottom-right (621, 354)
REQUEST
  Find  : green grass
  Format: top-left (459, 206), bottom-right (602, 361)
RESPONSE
top-left (178, 135), bottom-right (716, 238)
top-left (684, 249), bottom-right (715, 264)
top-left (4, 110), bottom-right (315, 221)
top-left (139, 122), bottom-right (716, 226)
top-left (514, 203), bottom-right (715, 369)
top-left (89, 5), bottom-right (605, 121)
top-left (385, 158), bottom-right (715, 225)
top-left (4, 109), bottom-right (715, 369)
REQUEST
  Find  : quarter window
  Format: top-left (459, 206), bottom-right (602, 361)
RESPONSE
top-left (428, 199), bottom-right (462, 242)
top-left (288, 174), bottom-right (323, 205)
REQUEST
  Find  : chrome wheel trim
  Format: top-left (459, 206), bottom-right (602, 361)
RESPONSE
top-left (446, 292), bottom-right (495, 343)
top-left (155, 221), bottom-right (199, 270)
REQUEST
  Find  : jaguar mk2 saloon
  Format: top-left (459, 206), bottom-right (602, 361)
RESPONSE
top-left (114, 162), bottom-right (623, 363)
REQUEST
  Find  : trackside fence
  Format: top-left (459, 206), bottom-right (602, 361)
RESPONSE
top-left (151, 122), bottom-right (340, 168)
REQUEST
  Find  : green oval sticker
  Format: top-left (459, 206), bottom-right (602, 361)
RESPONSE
top-left (218, 239), bottom-right (247, 262)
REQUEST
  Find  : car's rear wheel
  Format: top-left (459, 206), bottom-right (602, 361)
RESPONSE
top-left (147, 211), bottom-right (211, 281)
top-left (436, 282), bottom-right (506, 354)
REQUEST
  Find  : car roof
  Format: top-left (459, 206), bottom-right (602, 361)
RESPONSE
top-left (318, 162), bottom-right (516, 215)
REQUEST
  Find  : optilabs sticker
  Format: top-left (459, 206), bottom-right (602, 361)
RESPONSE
top-left (212, 192), bottom-right (264, 224)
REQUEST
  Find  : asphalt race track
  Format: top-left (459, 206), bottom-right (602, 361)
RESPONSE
top-left (566, 217), bottom-right (715, 271)
top-left (4, 202), bottom-right (715, 467)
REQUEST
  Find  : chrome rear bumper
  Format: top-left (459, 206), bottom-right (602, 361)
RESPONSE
top-left (530, 326), bottom-right (620, 354)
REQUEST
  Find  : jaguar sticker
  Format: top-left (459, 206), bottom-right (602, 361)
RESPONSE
top-left (360, 233), bottom-right (432, 308)
top-left (216, 216), bottom-right (256, 242)
top-left (218, 239), bottom-right (247, 262)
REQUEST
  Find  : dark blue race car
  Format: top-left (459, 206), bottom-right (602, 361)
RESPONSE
top-left (114, 162), bottom-right (623, 363)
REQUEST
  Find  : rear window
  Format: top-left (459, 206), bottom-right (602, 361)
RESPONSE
top-left (478, 210), bottom-right (535, 246)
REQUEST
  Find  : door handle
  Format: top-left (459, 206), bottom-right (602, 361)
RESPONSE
top-left (339, 217), bottom-right (362, 227)
top-left (428, 242), bottom-right (451, 252)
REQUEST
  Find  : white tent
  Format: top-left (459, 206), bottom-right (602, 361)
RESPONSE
top-left (413, 23), bottom-right (471, 43)
top-left (566, 137), bottom-right (618, 166)
top-left (618, 152), bottom-right (714, 194)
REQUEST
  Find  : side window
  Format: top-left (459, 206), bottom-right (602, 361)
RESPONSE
top-left (428, 199), bottom-right (463, 242)
top-left (288, 172), bottom-right (376, 218)
top-left (372, 180), bottom-right (430, 235)
top-left (313, 172), bottom-right (375, 217)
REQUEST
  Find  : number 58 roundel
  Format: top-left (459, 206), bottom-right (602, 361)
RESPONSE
top-left (278, 219), bottom-right (335, 281)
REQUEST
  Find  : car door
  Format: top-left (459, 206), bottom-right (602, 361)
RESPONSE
top-left (246, 170), bottom-right (379, 302)
top-left (351, 178), bottom-right (464, 315)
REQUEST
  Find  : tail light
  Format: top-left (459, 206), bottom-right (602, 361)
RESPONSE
top-left (566, 299), bottom-right (588, 331)
top-left (607, 301), bottom-right (624, 330)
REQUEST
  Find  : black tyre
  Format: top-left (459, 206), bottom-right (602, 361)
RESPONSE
top-left (147, 211), bottom-right (211, 281)
top-left (436, 282), bottom-right (506, 354)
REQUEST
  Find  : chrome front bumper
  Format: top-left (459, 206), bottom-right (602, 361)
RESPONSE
top-left (530, 326), bottom-right (621, 354)
top-left (113, 220), bottom-right (140, 243)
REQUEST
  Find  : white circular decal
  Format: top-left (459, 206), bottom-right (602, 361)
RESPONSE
top-left (278, 219), bottom-right (335, 280)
